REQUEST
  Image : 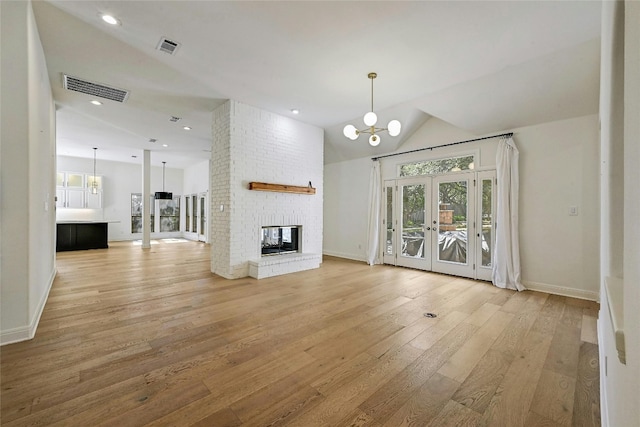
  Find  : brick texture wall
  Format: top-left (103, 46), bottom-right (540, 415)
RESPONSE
top-left (210, 100), bottom-right (324, 279)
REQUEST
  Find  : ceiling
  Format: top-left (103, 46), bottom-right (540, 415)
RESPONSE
top-left (32, 1), bottom-right (601, 168)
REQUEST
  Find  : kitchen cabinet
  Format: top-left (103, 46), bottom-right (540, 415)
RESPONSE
top-left (56, 222), bottom-right (108, 251)
top-left (56, 171), bottom-right (103, 209)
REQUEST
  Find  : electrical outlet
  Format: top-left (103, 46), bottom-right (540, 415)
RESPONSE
top-left (569, 206), bottom-right (578, 216)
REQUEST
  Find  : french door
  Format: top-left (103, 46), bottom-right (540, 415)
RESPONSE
top-left (197, 193), bottom-right (207, 242)
top-left (184, 193), bottom-right (207, 242)
top-left (383, 171), bottom-right (495, 281)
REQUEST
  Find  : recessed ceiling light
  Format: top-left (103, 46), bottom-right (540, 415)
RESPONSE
top-left (291, 109), bottom-right (300, 115)
top-left (90, 100), bottom-right (102, 106)
top-left (162, 144), bottom-right (168, 147)
top-left (100, 14), bottom-right (120, 26)
top-left (182, 126), bottom-right (191, 131)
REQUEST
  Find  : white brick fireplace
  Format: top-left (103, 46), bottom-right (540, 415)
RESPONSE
top-left (210, 100), bottom-right (323, 279)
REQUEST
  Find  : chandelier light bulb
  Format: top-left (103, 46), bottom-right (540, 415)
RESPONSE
top-left (369, 134), bottom-right (380, 146)
top-left (388, 120), bottom-right (401, 137)
top-left (343, 124), bottom-right (358, 140)
top-left (363, 112), bottom-right (377, 127)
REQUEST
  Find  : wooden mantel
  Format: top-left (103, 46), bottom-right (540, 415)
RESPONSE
top-left (248, 181), bottom-right (316, 195)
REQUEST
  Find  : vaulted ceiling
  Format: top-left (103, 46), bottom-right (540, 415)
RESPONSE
top-left (32, 1), bottom-right (601, 168)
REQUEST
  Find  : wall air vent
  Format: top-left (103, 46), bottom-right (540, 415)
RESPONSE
top-left (62, 74), bottom-right (129, 103)
top-left (157, 37), bottom-right (180, 55)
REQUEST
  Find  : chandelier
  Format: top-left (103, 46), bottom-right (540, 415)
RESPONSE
top-left (91, 147), bottom-right (99, 194)
top-left (154, 161), bottom-right (173, 200)
top-left (343, 72), bottom-right (401, 146)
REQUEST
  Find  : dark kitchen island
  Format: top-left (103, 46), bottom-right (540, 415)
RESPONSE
top-left (56, 221), bottom-right (109, 252)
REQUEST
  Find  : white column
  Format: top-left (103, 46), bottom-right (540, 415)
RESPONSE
top-left (142, 149), bottom-right (151, 249)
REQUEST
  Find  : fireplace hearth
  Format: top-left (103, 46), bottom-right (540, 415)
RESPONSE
top-left (261, 226), bottom-right (300, 256)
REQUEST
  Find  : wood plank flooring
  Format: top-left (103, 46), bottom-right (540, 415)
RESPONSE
top-left (0, 240), bottom-right (601, 426)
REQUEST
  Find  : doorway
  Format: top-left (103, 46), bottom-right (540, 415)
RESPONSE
top-left (184, 193), bottom-right (207, 242)
top-left (197, 192), bottom-right (207, 242)
top-left (383, 171), bottom-right (495, 281)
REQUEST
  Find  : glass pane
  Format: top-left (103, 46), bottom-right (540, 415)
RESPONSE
top-left (67, 173), bottom-right (84, 188)
top-left (192, 195), bottom-right (197, 231)
top-left (56, 173), bottom-right (65, 186)
top-left (130, 193), bottom-right (155, 233)
top-left (131, 194), bottom-right (141, 233)
top-left (200, 197), bottom-right (205, 234)
top-left (159, 196), bottom-right (180, 232)
top-left (131, 193), bottom-right (142, 215)
top-left (385, 186), bottom-right (393, 255)
top-left (400, 155), bottom-right (475, 177)
top-left (438, 181), bottom-right (467, 264)
top-left (401, 184), bottom-right (425, 259)
top-left (482, 179), bottom-right (492, 267)
top-left (131, 216), bottom-right (142, 234)
top-left (185, 197), bottom-right (191, 232)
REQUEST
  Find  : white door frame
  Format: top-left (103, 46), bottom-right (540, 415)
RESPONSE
top-left (475, 171), bottom-right (497, 281)
top-left (396, 177), bottom-right (433, 271)
top-left (430, 172), bottom-right (476, 278)
top-left (197, 192), bottom-right (208, 242)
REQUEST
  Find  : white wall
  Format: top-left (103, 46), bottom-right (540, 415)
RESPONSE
top-left (324, 114), bottom-right (600, 300)
top-left (324, 157), bottom-right (371, 260)
top-left (517, 115), bottom-right (599, 298)
top-left (1, 1), bottom-right (57, 345)
top-left (622, 2), bottom-right (640, 421)
top-left (183, 160), bottom-right (209, 195)
top-left (56, 156), bottom-right (184, 241)
top-left (210, 100), bottom-right (324, 279)
top-left (598, 1), bottom-right (640, 426)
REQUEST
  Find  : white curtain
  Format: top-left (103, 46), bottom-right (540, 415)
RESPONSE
top-left (492, 136), bottom-right (525, 291)
top-left (366, 160), bottom-right (381, 265)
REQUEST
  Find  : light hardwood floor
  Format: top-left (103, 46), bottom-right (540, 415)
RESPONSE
top-left (1, 240), bottom-right (600, 426)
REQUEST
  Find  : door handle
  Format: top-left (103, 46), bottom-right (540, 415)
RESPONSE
top-left (426, 227), bottom-right (431, 231)
top-left (433, 227), bottom-right (438, 232)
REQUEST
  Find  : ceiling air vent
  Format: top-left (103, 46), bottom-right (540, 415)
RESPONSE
top-left (169, 116), bottom-right (181, 122)
top-left (157, 37), bottom-right (180, 55)
top-left (62, 74), bottom-right (129, 103)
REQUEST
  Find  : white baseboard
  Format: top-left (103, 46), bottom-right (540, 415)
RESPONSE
top-left (1, 267), bottom-right (56, 346)
top-left (523, 280), bottom-right (599, 302)
top-left (322, 250), bottom-right (367, 263)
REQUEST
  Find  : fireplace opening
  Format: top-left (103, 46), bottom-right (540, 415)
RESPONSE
top-left (261, 226), bottom-right (300, 256)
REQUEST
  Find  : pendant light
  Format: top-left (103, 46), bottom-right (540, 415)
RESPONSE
top-left (343, 72), bottom-right (401, 146)
top-left (90, 147), bottom-right (99, 194)
top-left (154, 161), bottom-right (173, 200)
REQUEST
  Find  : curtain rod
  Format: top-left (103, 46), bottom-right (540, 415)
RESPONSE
top-left (371, 132), bottom-right (513, 161)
